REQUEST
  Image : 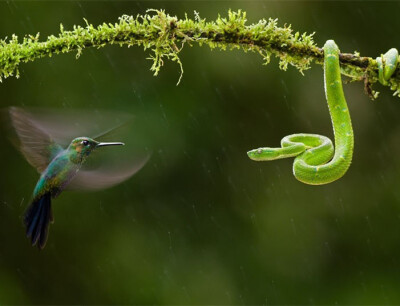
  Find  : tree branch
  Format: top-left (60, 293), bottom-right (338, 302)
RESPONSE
top-left (0, 9), bottom-right (398, 98)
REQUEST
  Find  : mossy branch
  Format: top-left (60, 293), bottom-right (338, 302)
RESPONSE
top-left (0, 9), bottom-right (398, 98)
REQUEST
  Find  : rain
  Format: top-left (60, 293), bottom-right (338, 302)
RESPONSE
top-left (0, 1), bottom-right (400, 304)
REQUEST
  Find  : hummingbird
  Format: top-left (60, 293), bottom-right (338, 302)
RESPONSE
top-left (7, 107), bottom-right (148, 249)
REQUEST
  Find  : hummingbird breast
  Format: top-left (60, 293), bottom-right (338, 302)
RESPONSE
top-left (33, 152), bottom-right (81, 200)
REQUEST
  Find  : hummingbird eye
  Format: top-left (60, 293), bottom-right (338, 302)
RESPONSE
top-left (82, 140), bottom-right (89, 146)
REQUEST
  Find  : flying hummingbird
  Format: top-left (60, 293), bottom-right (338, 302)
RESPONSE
top-left (7, 107), bottom-right (148, 249)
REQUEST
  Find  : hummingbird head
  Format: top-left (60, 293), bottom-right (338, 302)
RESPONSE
top-left (68, 137), bottom-right (124, 163)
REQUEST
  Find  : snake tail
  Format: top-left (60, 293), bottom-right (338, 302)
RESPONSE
top-left (376, 48), bottom-right (399, 86)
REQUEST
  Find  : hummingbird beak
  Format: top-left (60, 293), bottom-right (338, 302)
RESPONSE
top-left (96, 142), bottom-right (125, 147)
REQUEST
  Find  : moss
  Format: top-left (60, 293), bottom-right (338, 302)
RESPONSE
top-left (0, 9), bottom-right (399, 98)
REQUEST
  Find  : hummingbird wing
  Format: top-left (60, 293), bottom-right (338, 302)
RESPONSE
top-left (7, 107), bottom-right (133, 172)
top-left (17, 107), bottom-right (133, 147)
top-left (8, 107), bottom-right (63, 173)
top-left (7, 106), bottom-right (148, 189)
top-left (67, 155), bottom-right (150, 191)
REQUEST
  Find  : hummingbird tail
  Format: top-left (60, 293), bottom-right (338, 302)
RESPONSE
top-left (23, 193), bottom-right (53, 249)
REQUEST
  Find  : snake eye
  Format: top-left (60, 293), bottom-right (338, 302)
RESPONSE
top-left (82, 140), bottom-right (89, 146)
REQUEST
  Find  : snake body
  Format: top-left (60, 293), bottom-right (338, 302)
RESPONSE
top-left (247, 40), bottom-right (354, 185)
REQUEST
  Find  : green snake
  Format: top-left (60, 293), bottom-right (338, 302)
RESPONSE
top-left (247, 40), bottom-right (400, 185)
top-left (247, 40), bottom-right (354, 185)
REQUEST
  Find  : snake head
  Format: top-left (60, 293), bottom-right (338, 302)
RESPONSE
top-left (247, 148), bottom-right (279, 161)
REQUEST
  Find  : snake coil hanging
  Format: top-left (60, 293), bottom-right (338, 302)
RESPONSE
top-left (247, 40), bottom-right (352, 185)
top-left (247, 40), bottom-right (400, 185)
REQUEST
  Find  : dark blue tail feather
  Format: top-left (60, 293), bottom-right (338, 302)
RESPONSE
top-left (24, 193), bottom-right (53, 249)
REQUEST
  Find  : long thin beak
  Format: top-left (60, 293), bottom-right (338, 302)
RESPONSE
top-left (96, 142), bottom-right (125, 147)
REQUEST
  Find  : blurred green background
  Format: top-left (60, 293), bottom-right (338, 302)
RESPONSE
top-left (1, 1), bottom-right (400, 304)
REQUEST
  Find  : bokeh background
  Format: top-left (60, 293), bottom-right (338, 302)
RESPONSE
top-left (1, 1), bottom-right (400, 304)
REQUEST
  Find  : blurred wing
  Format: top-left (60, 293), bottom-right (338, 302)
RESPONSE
top-left (8, 107), bottom-right (63, 172)
top-left (24, 108), bottom-right (133, 146)
top-left (7, 106), bottom-right (134, 172)
top-left (67, 155), bottom-right (150, 191)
